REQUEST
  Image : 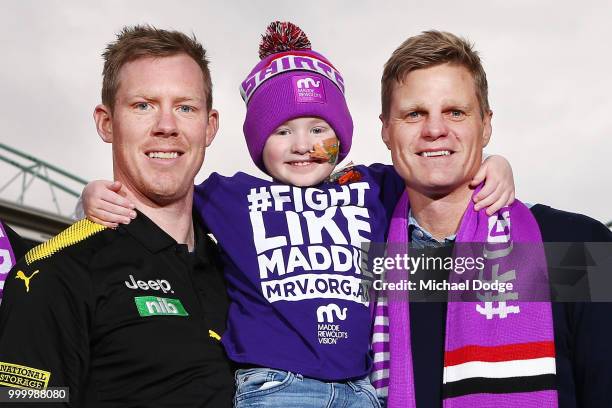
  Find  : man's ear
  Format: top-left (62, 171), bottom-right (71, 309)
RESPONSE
top-left (205, 109), bottom-right (219, 147)
top-left (380, 113), bottom-right (391, 150)
top-left (94, 104), bottom-right (113, 143)
top-left (481, 109), bottom-right (493, 148)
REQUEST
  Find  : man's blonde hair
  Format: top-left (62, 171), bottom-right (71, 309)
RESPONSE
top-left (381, 30), bottom-right (489, 119)
top-left (101, 25), bottom-right (212, 112)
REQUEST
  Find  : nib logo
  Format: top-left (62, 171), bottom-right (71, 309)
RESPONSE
top-left (134, 296), bottom-right (188, 317)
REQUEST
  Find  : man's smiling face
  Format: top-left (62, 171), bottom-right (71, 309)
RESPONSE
top-left (99, 53), bottom-right (217, 205)
top-left (382, 63), bottom-right (492, 197)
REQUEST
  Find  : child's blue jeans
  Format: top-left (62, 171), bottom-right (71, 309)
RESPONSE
top-left (234, 367), bottom-right (381, 407)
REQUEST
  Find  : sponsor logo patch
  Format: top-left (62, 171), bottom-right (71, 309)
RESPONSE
top-left (15, 270), bottom-right (39, 293)
top-left (316, 303), bottom-right (349, 345)
top-left (293, 74), bottom-right (326, 103)
top-left (316, 303), bottom-right (347, 323)
top-left (134, 296), bottom-right (188, 317)
top-left (208, 330), bottom-right (221, 341)
top-left (125, 275), bottom-right (174, 293)
top-left (0, 362), bottom-right (50, 389)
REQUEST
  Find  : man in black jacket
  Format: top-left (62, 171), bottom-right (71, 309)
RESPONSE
top-left (0, 26), bottom-right (234, 407)
top-left (378, 30), bottom-right (612, 407)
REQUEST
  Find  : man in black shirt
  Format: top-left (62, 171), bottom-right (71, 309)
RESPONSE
top-left (0, 25), bottom-right (233, 406)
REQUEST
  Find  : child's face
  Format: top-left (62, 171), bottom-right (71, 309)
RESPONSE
top-left (262, 117), bottom-right (339, 187)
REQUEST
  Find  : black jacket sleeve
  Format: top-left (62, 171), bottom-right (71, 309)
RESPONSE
top-left (532, 204), bottom-right (612, 408)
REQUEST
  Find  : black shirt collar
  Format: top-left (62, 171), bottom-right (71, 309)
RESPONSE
top-left (120, 209), bottom-right (216, 268)
top-left (121, 210), bottom-right (184, 253)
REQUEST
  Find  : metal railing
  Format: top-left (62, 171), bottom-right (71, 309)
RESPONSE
top-left (0, 143), bottom-right (86, 217)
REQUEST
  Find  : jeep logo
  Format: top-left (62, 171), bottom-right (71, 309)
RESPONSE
top-left (125, 275), bottom-right (174, 294)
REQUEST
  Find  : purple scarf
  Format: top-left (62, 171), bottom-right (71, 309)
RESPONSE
top-left (372, 190), bottom-right (557, 407)
top-left (0, 222), bottom-right (17, 302)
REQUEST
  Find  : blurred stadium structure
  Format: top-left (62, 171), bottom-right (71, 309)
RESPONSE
top-left (0, 143), bottom-right (83, 245)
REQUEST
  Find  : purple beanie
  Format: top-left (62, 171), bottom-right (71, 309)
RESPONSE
top-left (240, 22), bottom-right (353, 173)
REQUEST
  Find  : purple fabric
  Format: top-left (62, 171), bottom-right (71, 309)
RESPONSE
top-left (445, 390), bottom-right (558, 407)
top-left (241, 49), bottom-right (353, 173)
top-left (384, 189), bottom-right (557, 407)
top-left (0, 222), bottom-right (17, 302)
top-left (447, 199), bottom-right (553, 348)
top-left (194, 165), bottom-right (403, 381)
top-left (386, 192), bottom-right (416, 407)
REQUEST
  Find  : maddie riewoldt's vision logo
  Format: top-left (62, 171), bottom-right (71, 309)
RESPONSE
top-left (317, 303), bottom-right (349, 345)
top-left (293, 74), bottom-right (326, 103)
top-left (296, 77), bottom-right (321, 89)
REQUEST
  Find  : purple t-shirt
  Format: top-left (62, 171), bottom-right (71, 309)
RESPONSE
top-left (194, 164), bottom-right (403, 380)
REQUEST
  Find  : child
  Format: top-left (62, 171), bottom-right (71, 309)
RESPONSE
top-left (82, 22), bottom-right (515, 407)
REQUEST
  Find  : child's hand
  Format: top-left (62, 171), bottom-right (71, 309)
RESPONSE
top-left (83, 180), bottom-right (136, 228)
top-left (470, 155), bottom-right (515, 216)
